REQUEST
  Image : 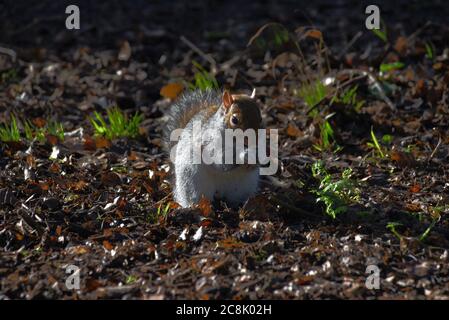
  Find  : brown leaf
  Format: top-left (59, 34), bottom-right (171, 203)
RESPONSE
top-left (95, 136), bottom-right (112, 149)
top-left (102, 240), bottom-right (113, 251)
top-left (26, 155), bottom-right (36, 168)
top-left (49, 162), bottom-right (61, 173)
top-left (405, 203), bottom-right (421, 212)
top-left (433, 62), bottom-right (444, 71)
top-left (239, 195), bottom-right (270, 221)
top-left (39, 182), bottom-right (50, 191)
top-left (127, 151), bottom-right (139, 161)
top-left (394, 36), bottom-right (408, 55)
top-left (199, 219), bottom-right (213, 227)
top-left (46, 134), bottom-right (59, 146)
top-left (86, 278), bottom-right (103, 292)
top-left (305, 29), bottom-right (322, 40)
top-left (197, 196), bottom-right (212, 217)
top-left (160, 83), bottom-right (184, 100)
top-left (295, 275), bottom-right (314, 285)
top-left (69, 180), bottom-right (88, 191)
top-left (414, 79), bottom-right (426, 97)
top-left (118, 41), bottom-right (132, 61)
top-left (169, 201), bottom-right (181, 210)
top-left (409, 184), bottom-right (421, 193)
top-left (101, 172), bottom-right (122, 187)
top-left (67, 245), bottom-right (89, 255)
top-left (286, 123), bottom-right (302, 138)
top-left (217, 237), bottom-right (244, 249)
top-left (32, 117), bottom-right (46, 128)
top-left (139, 180), bottom-right (152, 194)
top-left (103, 229), bottom-right (113, 238)
top-left (391, 150), bottom-right (415, 167)
top-left (83, 135), bottom-right (96, 151)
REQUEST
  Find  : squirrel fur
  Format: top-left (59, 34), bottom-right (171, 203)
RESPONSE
top-left (164, 88), bottom-right (263, 208)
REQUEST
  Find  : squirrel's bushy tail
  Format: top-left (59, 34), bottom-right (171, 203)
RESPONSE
top-left (163, 88), bottom-right (222, 152)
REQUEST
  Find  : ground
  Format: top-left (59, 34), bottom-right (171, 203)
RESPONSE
top-left (0, 1), bottom-right (449, 299)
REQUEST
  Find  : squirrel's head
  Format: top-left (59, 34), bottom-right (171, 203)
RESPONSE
top-left (222, 89), bottom-right (262, 130)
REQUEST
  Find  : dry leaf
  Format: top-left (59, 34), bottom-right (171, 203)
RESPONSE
top-left (101, 172), bottom-right (122, 187)
top-left (118, 41), bottom-right (132, 61)
top-left (69, 180), bottom-right (88, 191)
top-left (286, 123), bottom-right (302, 138)
top-left (394, 36), bottom-right (408, 55)
top-left (32, 117), bottom-right (46, 128)
top-left (160, 83), bottom-right (184, 99)
top-left (305, 29), bottom-right (322, 40)
top-left (103, 240), bottom-right (113, 251)
top-left (197, 196), bottom-right (212, 217)
top-left (46, 134), bottom-right (59, 146)
top-left (83, 135), bottom-right (96, 151)
top-left (95, 136), bottom-right (112, 149)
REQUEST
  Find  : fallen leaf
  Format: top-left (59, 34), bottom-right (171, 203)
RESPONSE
top-left (197, 196), bottom-right (212, 217)
top-left (101, 172), bottom-right (122, 187)
top-left (46, 134), bottom-right (59, 146)
top-left (32, 117), bottom-right (46, 128)
top-left (394, 36), bottom-right (408, 55)
top-left (160, 83), bottom-right (184, 99)
top-left (118, 41), bottom-right (132, 61)
top-left (69, 180), bottom-right (88, 191)
top-left (286, 123), bottom-right (302, 138)
top-left (103, 240), bottom-right (113, 251)
top-left (95, 136), bottom-right (111, 149)
top-left (84, 135), bottom-right (96, 151)
top-left (391, 150), bottom-right (415, 167)
top-left (305, 29), bottom-right (322, 40)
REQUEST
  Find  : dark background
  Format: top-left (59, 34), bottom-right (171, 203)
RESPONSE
top-left (1, 1), bottom-right (448, 53)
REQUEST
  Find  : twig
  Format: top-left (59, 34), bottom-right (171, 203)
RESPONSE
top-left (180, 36), bottom-right (216, 73)
top-left (19, 207), bottom-right (45, 235)
top-left (340, 69), bottom-right (396, 110)
top-left (270, 195), bottom-right (317, 218)
top-left (306, 72), bottom-right (367, 115)
top-left (0, 46), bottom-right (17, 62)
top-left (428, 135), bottom-right (442, 162)
top-left (337, 31), bottom-right (363, 60)
top-left (406, 21), bottom-right (432, 42)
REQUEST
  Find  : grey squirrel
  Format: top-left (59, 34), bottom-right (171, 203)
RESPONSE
top-left (164, 88), bottom-right (263, 208)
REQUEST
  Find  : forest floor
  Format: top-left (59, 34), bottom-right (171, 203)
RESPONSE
top-left (1, 1), bottom-right (449, 299)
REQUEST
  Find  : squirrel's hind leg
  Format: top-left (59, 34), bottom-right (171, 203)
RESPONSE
top-left (174, 165), bottom-right (215, 208)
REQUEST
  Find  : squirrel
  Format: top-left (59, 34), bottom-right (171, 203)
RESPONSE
top-left (164, 88), bottom-right (263, 208)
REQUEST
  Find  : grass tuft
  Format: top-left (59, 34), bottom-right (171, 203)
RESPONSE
top-left (188, 61), bottom-right (219, 91)
top-left (298, 79), bottom-right (328, 112)
top-left (89, 107), bottom-right (143, 140)
top-left (0, 115), bottom-right (20, 142)
top-left (367, 127), bottom-right (387, 158)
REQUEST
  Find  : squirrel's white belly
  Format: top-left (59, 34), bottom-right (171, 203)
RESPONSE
top-left (174, 161), bottom-right (259, 207)
top-left (211, 166), bottom-right (259, 205)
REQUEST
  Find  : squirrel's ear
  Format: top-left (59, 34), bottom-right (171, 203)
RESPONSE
top-left (250, 88), bottom-right (256, 99)
top-left (222, 90), bottom-right (233, 110)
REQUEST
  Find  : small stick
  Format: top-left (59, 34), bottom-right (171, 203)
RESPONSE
top-left (428, 136), bottom-right (442, 162)
top-left (0, 46), bottom-right (17, 62)
top-left (270, 195), bottom-right (317, 218)
top-left (180, 36), bottom-right (216, 72)
top-left (337, 31), bottom-right (363, 60)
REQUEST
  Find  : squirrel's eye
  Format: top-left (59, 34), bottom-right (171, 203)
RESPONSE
top-left (231, 115), bottom-right (239, 126)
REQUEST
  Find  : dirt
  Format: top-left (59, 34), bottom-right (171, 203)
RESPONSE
top-left (0, 0), bottom-right (449, 299)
